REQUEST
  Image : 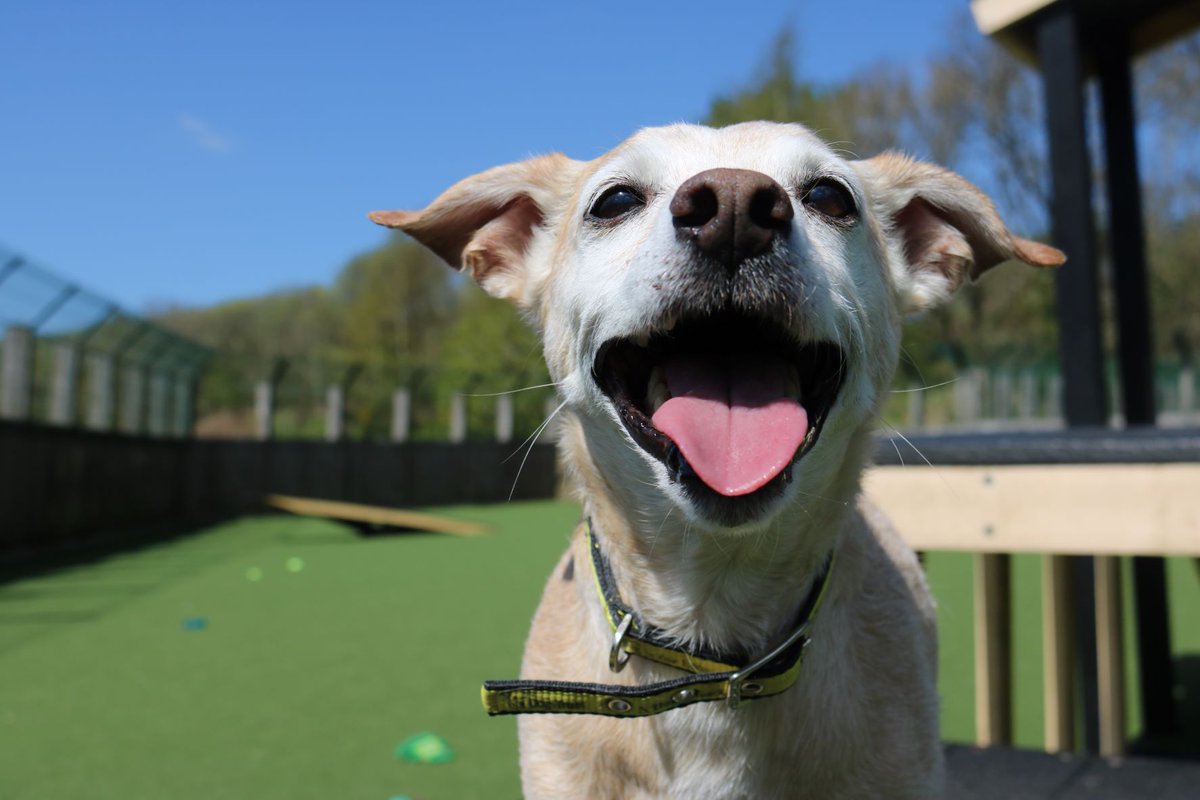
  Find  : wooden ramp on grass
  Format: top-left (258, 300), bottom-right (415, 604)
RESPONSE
top-left (265, 495), bottom-right (490, 537)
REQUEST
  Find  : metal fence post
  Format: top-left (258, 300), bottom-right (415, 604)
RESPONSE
top-left (495, 393), bottom-right (514, 443)
top-left (85, 353), bottom-right (116, 430)
top-left (0, 325), bottom-right (35, 420)
top-left (147, 372), bottom-right (171, 436)
top-left (448, 392), bottom-right (466, 443)
top-left (1017, 371), bottom-right (1038, 421)
top-left (391, 387), bottom-right (411, 443)
top-left (48, 342), bottom-right (80, 426)
top-left (173, 372), bottom-right (196, 437)
top-left (119, 364), bottom-right (146, 434)
top-left (1180, 368), bottom-right (1195, 414)
top-left (906, 385), bottom-right (925, 430)
top-left (254, 380), bottom-right (275, 440)
top-left (324, 384), bottom-right (345, 442)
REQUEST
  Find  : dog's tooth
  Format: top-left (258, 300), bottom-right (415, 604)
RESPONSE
top-left (646, 366), bottom-right (669, 414)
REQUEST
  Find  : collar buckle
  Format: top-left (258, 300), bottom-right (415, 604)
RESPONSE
top-left (726, 625), bottom-right (813, 709)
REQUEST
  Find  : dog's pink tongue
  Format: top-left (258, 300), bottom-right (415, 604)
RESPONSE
top-left (650, 354), bottom-right (808, 497)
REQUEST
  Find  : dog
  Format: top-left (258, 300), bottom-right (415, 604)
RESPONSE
top-left (370, 122), bottom-right (1062, 799)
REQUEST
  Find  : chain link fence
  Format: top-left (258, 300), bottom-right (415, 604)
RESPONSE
top-left (0, 243), bottom-right (209, 436)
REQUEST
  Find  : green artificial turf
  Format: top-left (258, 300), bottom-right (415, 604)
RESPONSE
top-left (2, 503), bottom-right (1197, 799)
top-left (0, 502), bottom-right (579, 800)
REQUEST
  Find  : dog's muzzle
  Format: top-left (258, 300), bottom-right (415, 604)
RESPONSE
top-left (592, 310), bottom-right (846, 524)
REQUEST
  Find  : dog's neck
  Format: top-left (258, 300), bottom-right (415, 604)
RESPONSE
top-left (566, 417), bottom-right (873, 655)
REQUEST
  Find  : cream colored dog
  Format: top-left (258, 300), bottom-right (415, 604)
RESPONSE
top-left (371, 122), bottom-right (1062, 800)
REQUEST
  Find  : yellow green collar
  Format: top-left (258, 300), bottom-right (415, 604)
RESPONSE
top-left (482, 520), bottom-right (835, 718)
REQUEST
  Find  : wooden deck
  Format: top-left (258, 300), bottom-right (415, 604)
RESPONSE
top-left (946, 745), bottom-right (1200, 799)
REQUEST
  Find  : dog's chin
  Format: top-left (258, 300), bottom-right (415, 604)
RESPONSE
top-left (592, 309), bottom-right (846, 530)
top-left (662, 465), bottom-right (793, 530)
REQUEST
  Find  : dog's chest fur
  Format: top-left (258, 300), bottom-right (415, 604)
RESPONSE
top-left (516, 498), bottom-right (942, 800)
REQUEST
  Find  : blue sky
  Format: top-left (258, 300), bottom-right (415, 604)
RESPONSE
top-left (1, 0), bottom-right (968, 312)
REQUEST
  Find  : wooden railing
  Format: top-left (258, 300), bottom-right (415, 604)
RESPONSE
top-left (867, 429), bottom-right (1200, 756)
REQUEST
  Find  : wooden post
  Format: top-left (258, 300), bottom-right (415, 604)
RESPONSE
top-left (448, 392), bottom-right (466, 443)
top-left (954, 369), bottom-right (982, 427)
top-left (1180, 368), bottom-right (1195, 414)
top-left (1046, 374), bottom-right (1063, 423)
top-left (172, 373), bottom-right (196, 437)
top-left (993, 371), bottom-right (1013, 422)
top-left (1043, 555), bottom-right (1075, 753)
top-left (324, 384), bottom-right (345, 442)
top-left (254, 359), bottom-right (288, 441)
top-left (1095, 555), bottom-right (1127, 756)
top-left (495, 393), bottom-right (514, 443)
top-left (119, 364), bottom-right (146, 434)
top-left (974, 553), bottom-right (1013, 746)
top-left (85, 353), bottom-right (116, 430)
top-left (907, 385), bottom-right (925, 430)
top-left (254, 380), bottom-right (275, 440)
top-left (48, 341), bottom-right (80, 426)
top-left (391, 388), bottom-right (411, 443)
top-left (1018, 371), bottom-right (1038, 421)
top-left (0, 325), bottom-right (34, 421)
top-left (147, 372), bottom-right (171, 436)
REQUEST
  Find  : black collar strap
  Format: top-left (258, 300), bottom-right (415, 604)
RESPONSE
top-left (481, 520), bottom-right (835, 718)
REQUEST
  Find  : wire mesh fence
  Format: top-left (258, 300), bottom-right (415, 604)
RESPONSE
top-left (0, 243), bottom-right (209, 436)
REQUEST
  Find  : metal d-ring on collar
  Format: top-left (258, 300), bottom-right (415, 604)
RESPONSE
top-left (609, 612), bottom-right (634, 673)
top-left (479, 519), bottom-right (836, 718)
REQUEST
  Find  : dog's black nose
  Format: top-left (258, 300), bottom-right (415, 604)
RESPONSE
top-left (670, 168), bottom-right (793, 269)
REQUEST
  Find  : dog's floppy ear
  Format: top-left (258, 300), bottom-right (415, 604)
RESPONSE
top-left (369, 153), bottom-right (578, 303)
top-left (853, 153), bottom-right (1065, 313)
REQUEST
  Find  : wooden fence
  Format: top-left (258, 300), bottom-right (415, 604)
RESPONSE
top-left (867, 428), bottom-right (1200, 757)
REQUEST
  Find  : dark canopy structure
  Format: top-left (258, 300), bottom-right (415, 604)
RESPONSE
top-left (972, 0), bottom-right (1200, 752)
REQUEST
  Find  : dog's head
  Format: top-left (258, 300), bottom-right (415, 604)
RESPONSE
top-left (372, 122), bottom-right (1062, 532)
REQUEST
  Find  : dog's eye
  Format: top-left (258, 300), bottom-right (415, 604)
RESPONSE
top-left (589, 186), bottom-right (645, 220)
top-left (802, 181), bottom-right (856, 221)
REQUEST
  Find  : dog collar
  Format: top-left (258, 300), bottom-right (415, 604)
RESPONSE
top-left (481, 519), bottom-right (835, 718)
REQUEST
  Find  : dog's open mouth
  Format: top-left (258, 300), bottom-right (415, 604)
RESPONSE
top-left (593, 311), bottom-right (845, 509)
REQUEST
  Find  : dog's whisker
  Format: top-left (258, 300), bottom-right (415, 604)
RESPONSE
top-left (790, 488), bottom-right (850, 506)
top-left (890, 378), bottom-right (959, 394)
top-left (900, 346), bottom-right (929, 388)
top-left (464, 380), bottom-right (564, 397)
top-left (507, 400), bottom-right (566, 502)
top-left (501, 400), bottom-right (565, 464)
top-left (888, 433), bottom-right (906, 468)
top-left (707, 530), bottom-right (729, 557)
top-left (881, 421), bottom-right (959, 500)
top-left (648, 505), bottom-right (675, 557)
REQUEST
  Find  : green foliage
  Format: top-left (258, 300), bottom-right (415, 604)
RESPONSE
top-left (708, 31), bottom-right (836, 130)
top-left (155, 234), bottom-right (554, 441)
top-left (440, 284), bottom-right (553, 441)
